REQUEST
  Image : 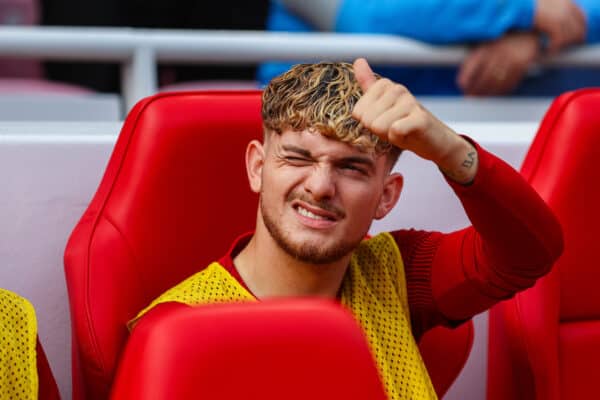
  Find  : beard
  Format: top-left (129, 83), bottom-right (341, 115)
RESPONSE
top-left (260, 192), bottom-right (364, 264)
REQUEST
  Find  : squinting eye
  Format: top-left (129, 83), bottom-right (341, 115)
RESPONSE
top-left (342, 165), bottom-right (367, 174)
top-left (285, 156), bottom-right (312, 164)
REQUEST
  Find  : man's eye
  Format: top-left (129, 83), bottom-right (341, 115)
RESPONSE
top-left (341, 164), bottom-right (367, 174)
top-left (285, 156), bottom-right (311, 164)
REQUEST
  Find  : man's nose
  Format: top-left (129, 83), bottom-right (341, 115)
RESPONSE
top-left (304, 165), bottom-right (336, 200)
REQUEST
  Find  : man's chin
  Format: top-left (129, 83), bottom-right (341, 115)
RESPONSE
top-left (261, 206), bottom-right (359, 264)
top-left (278, 236), bottom-right (355, 265)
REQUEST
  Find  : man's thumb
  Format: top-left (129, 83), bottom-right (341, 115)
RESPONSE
top-left (353, 58), bottom-right (377, 92)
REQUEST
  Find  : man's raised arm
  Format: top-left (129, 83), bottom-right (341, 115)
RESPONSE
top-left (352, 58), bottom-right (563, 335)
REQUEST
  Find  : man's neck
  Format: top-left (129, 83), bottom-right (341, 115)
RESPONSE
top-left (233, 229), bottom-right (351, 300)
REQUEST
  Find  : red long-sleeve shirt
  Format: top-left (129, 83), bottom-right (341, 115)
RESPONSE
top-left (217, 142), bottom-right (564, 340)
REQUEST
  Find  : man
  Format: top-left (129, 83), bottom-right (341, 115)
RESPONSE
top-left (259, 0), bottom-right (598, 96)
top-left (133, 59), bottom-right (563, 399)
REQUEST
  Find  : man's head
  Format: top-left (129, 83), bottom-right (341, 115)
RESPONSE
top-left (261, 62), bottom-right (402, 168)
top-left (246, 61), bottom-right (404, 265)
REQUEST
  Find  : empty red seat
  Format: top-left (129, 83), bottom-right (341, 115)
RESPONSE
top-left (488, 88), bottom-right (600, 400)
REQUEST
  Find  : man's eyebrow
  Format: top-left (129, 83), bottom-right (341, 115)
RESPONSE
top-left (337, 156), bottom-right (376, 170)
top-left (281, 144), bottom-right (375, 169)
top-left (281, 145), bottom-right (312, 158)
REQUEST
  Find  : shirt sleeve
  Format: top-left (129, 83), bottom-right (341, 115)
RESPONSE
top-left (575, 0), bottom-right (600, 43)
top-left (335, 0), bottom-right (535, 43)
top-left (392, 140), bottom-right (563, 339)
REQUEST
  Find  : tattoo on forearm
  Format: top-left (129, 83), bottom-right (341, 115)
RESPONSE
top-left (440, 149), bottom-right (478, 184)
top-left (461, 151), bottom-right (477, 168)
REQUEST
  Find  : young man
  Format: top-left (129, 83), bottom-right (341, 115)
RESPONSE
top-left (133, 59), bottom-right (563, 399)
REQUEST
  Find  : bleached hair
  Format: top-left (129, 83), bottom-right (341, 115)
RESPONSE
top-left (261, 61), bottom-right (401, 163)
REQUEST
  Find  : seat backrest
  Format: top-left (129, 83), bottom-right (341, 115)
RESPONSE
top-left (111, 300), bottom-right (388, 400)
top-left (488, 88), bottom-right (600, 400)
top-left (65, 90), bottom-right (472, 399)
top-left (64, 91), bottom-right (262, 399)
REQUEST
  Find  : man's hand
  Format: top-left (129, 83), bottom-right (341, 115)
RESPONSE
top-left (352, 58), bottom-right (478, 184)
top-left (534, 0), bottom-right (586, 52)
top-left (457, 32), bottom-right (540, 96)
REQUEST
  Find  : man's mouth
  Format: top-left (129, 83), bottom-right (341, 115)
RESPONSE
top-left (296, 205), bottom-right (331, 221)
top-left (292, 201), bottom-right (340, 223)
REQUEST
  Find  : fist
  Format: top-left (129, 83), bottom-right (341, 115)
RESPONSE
top-left (352, 58), bottom-right (478, 183)
top-left (352, 58), bottom-right (458, 164)
top-left (457, 32), bottom-right (540, 96)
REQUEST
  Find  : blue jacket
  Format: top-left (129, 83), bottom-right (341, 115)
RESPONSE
top-left (258, 0), bottom-right (600, 96)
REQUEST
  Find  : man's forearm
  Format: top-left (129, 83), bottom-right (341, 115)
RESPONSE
top-left (436, 135), bottom-right (479, 185)
top-left (428, 143), bottom-right (563, 322)
top-left (451, 143), bottom-right (564, 280)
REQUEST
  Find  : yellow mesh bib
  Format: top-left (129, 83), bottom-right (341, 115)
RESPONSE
top-left (0, 288), bottom-right (38, 400)
top-left (129, 262), bottom-right (256, 329)
top-left (341, 233), bottom-right (437, 399)
top-left (132, 233), bottom-right (436, 400)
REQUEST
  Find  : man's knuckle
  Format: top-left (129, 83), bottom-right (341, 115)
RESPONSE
top-left (361, 113), bottom-right (374, 128)
top-left (414, 110), bottom-right (428, 127)
top-left (370, 118), bottom-right (387, 134)
top-left (396, 83), bottom-right (409, 93)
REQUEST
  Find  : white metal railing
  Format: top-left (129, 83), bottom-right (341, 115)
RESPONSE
top-left (2, 26), bottom-right (600, 110)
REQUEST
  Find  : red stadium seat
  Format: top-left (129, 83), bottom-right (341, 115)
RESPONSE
top-left (64, 90), bottom-right (473, 399)
top-left (111, 300), bottom-right (387, 400)
top-left (487, 88), bottom-right (600, 400)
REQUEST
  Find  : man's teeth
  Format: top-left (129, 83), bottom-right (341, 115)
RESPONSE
top-left (297, 206), bottom-right (327, 220)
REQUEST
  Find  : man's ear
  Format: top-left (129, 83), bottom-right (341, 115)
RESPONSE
top-left (246, 139), bottom-right (265, 193)
top-left (374, 173), bottom-right (403, 220)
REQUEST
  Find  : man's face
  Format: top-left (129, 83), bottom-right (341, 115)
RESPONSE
top-left (248, 128), bottom-right (402, 264)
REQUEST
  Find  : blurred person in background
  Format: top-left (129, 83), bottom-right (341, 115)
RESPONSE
top-left (40, 0), bottom-right (269, 92)
top-left (259, 0), bottom-right (598, 96)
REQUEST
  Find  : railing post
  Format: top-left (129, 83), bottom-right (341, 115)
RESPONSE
top-left (121, 45), bottom-right (157, 115)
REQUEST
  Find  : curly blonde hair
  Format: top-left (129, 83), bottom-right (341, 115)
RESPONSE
top-left (262, 62), bottom-right (401, 164)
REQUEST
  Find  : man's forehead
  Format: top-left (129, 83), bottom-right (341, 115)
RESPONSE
top-left (274, 128), bottom-right (379, 159)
